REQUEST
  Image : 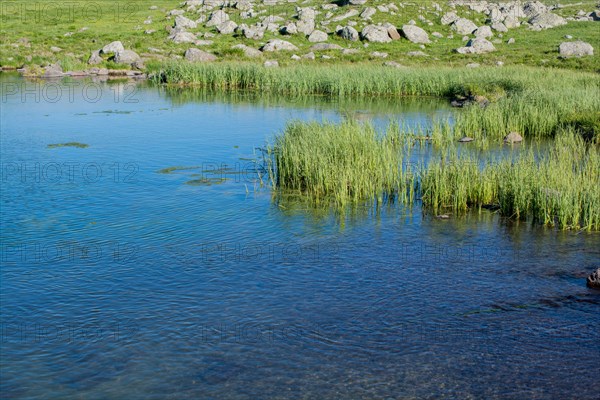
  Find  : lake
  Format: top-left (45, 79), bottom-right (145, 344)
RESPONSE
top-left (1, 74), bottom-right (598, 399)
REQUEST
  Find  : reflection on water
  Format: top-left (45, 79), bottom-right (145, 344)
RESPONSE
top-left (1, 74), bottom-right (599, 399)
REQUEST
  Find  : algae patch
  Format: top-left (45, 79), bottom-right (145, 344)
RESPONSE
top-left (47, 142), bottom-right (89, 149)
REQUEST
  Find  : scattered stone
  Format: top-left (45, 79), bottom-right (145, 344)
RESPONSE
top-left (474, 25), bottom-right (493, 38)
top-left (529, 13), bottom-right (567, 30)
top-left (459, 137), bottom-right (474, 142)
top-left (310, 43), bottom-right (343, 51)
top-left (291, 54), bottom-right (301, 60)
top-left (383, 61), bottom-right (405, 68)
top-left (232, 44), bottom-right (262, 57)
top-left (206, 10), bottom-right (229, 27)
top-left (507, 38), bottom-right (515, 44)
top-left (491, 22), bottom-right (508, 33)
top-left (496, 61), bottom-right (504, 66)
top-left (43, 63), bottom-right (63, 78)
top-left (339, 26), bottom-right (359, 41)
top-left (587, 268), bottom-right (600, 289)
top-left (559, 41), bottom-right (594, 57)
top-left (169, 31), bottom-right (197, 43)
top-left (401, 24), bottom-right (430, 43)
top-left (114, 50), bottom-right (141, 66)
top-left (466, 63), bottom-right (480, 68)
top-left (456, 38), bottom-right (496, 54)
top-left (100, 41), bottom-right (124, 55)
top-left (503, 15), bottom-right (520, 29)
top-left (342, 48), bottom-right (361, 55)
top-left (361, 24), bottom-right (392, 43)
top-left (175, 15), bottom-right (197, 29)
top-left (360, 7), bottom-right (377, 20)
top-left (217, 20), bottom-right (238, 34)
top-left (386, 25), bottom-right (401, 40)
top-left (184, 48), bottom-right (217, 62)
top-left (452, 18), bottom-right (478, 35)
top-left (261, 39), bottom-right (299, 52)
top-left (88, 50), bottom-right (102, 65)
top-left (50, 46), bottom-right (62, 53)
top-left (407, 51), bottom-right (428, 56)
top-left (308, 30), bottom-right (328, 42)
top-left (302, 52), bottom-right (316, 59)
top-left (371, 51), bottom-right (388, 58)
top-left (264, 60), bottom-right (279, 67)
top-left (432, 32), bottom-right (443, 38)
top-left (504, 132), bottom-right (523, 144)
top-left (441, 11), bottom-right (459, 25)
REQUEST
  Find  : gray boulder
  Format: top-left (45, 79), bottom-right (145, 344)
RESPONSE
top-left (264, 60), bottom-right (279, 67)
top-left (88, 50), bottom-right (102, 65)
top-left (43, 63), bottom-right (63, 78)
top-left (503, 15), bottom-right (521, 29)
top-left (441, 11), bottom-right (459, 25)
top-left (308, 30), bottom-right (328, 42)
top-left (217, 20), bottom-right (238, 34)
top-left (474, 26), bottom-right (493, 38)
top-left (360, 7), bottom-right (376, 19)
top-left (456, 38), bottom-right (496, 54)
top-left (232, 44), bottom-right (262, 58)
top-left (296, 19), bottom-right (316, 35)
top-left (491, 22), bottom-right (508, 32)
top-left (206, 10), bottom-right (229, 27)
top-left (529, 13), bottom-right (567, 30)
top-left (361, 24), bottom-right (392, 43)
top-left (261, 39), bottom-right (299, 52)
top-left (169, 31), bottom-right (197, 43)
top-left (452, 18), bottom-right (478, 35)
top-left (504, 132), bottom-right (523, 143)
top-left (100, 41), bottom-right (124, 55)
top-left (401, 25), bottom-right (430, 43)
top-left (587, 268), bottom-right (600, 289)
top-left (114, 50), bottom-right (141, 66)
top-left (559, 41), bottom-right (594, 57)
top-left (340, 26), bottom-right (359, 41)
top-left (185, 48), bottom-right (217, 62)
top-left (310, 43), bottom-right (343, 51)
top-left (175, 15), bottom-right (197, 29)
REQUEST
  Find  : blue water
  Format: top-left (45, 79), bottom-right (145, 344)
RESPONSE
top-left (1, 74), bottom-right (599, 399)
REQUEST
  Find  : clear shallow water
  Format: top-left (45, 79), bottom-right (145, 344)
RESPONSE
top-left (1, 74), bottom-right (599, 399)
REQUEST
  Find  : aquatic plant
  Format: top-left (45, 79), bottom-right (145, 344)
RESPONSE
top-left (47, 142), bottom-right (89, 148)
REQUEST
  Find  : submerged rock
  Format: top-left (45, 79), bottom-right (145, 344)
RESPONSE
top-left (587, 268), bottom-right (600, 289)
top-left (504, 132), bottom-right (523, 144)
top-left (459, 137), bottom-right (474, 142)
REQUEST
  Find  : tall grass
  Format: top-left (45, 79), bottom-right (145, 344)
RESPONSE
top-left (266, 121), bottom-right (600, 231)
top-left (151, 62), bottom-right (600, 141)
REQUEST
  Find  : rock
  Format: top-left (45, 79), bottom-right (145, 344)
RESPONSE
top-left (281, 23), bottom-right (298, 35)
top-left (360, 7), bottom-right (377, 19)
top-left (559, 41), bottom-right (594, 57)
top-left (297, 7), bottom-right (317, 21)
top-left (206, 10), bottom-right (229, 27)
top-left (466, 63), bottom-right (480, 68)
top-left (503, 15), bottom-right (521, 29)
top-left (114, 50), bottom-right (141, 66)
top-left (100, 41), bottom-right (124, 55)
top-left (264, 60), bottom-right (279, 67)
top-left (491, 22), bottom-right (508, 32)
top-left (342, 48), bottom-right (360, 55)
top-left (217, 20), bottom-right (238, 34)
top-left (261, 39), bottom-right (299, 52)
top-left (496, 61), bottom-right (504, 66)
top-left (291, 54), bottom-right (301, 60)
top-left (169, 31), bottom-right (197, 43)
top-left (232, 44), bottom-right (262, 58)
top-left (50, 46), bottom-right (62, 53)
top-left (504, 132), bottom-right (523, 144)
top-left (194, 40), bottom-right (213, 46)
top-left (386, 24), bottom-right (401, 40)
top-left (523, 1), bottom-right (547, 17)
top-left (459, 137), bottom-right (474, 142)
top-left (452, 18), bottom-right (478, 35)
top-left (474, 26), bottom-right (493, 38)
top-left (339, 26), bottom-right (359, 41)
top-left (43, 63), bottom-right (63, 78)
top-left (456, 38), bottom-right (496, 54)
top-left (296, 19), bottom-right (316, 35)
top-left (332, 9), bottom-right (359, 22)
top-left (88, 50), bottom-right (102, 65)
top-left (242, 26), bottom-right (264, 40)
top-left (407, 51), bottom-right (428, 56)
top-left (308, 30), bottom-right (328, 42)
top-left (184, 48), bottom-right (217, 62)
top-left (441, 11), bottom-right (459, 25)
top-left (401, 25), bottom-right (430, 43)
top-left (349, 0), bottom-right (367, 4)
top-left (383, 61), bottom-right (405, 68)
top-left (302, 52), bottom-right (316, 60)
top-left (529, 13), bottom-right (567, 30)
top-left (507, 38), bottom-right (515, 44)
top-left (175, 15), bottom-right (197, 29)
top-left (587, 268), bottom-right (600, 289)
top-left (370, 51), bottom-right (388, 58)
top-left (361, 24), bottom-right (392, 43)
top-left (310, 43), bottom-right (343, 51)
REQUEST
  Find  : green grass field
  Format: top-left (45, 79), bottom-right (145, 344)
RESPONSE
top-left (1, 0), bottom-right (598, 71)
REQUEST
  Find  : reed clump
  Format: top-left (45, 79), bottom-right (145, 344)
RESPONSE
top-left (267, 121), bottom-right (600, 231)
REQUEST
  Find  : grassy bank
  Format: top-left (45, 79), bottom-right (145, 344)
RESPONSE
top-left (266, 121), bottom-right (600, 231)
top-left (152, 62), bottom-right (600, 141)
